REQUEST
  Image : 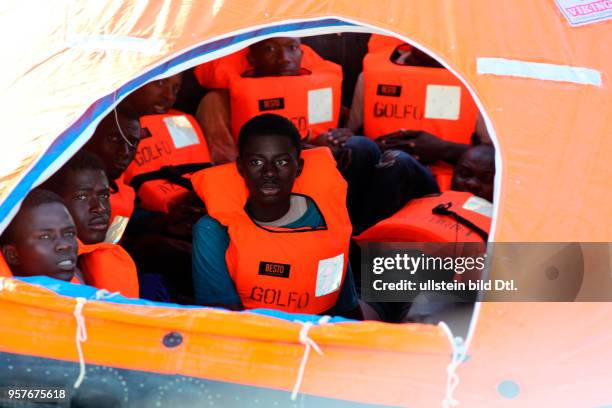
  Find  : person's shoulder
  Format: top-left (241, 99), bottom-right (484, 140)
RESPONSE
top-left (194, 215), bottom-right (226, 233)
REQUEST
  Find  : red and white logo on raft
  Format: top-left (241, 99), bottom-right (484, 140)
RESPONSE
top-left (555, 0), bottom-right (612, 25)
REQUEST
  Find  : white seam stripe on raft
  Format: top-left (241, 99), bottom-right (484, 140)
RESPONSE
top-left (477, 57), bottom-right (602, 86)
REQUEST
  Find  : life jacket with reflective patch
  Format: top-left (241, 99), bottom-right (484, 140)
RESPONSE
top-left (106, 175), bottom-right (135, 244)
top-left (123, 110), bottom-right (211, 214)
top-left (363, 44), bottom-right (478, 142)
top-left (191, 148), bottom-right (352, 314)
top-left (0, 253), bottom-right (80, 283)
top-left (354, 191), bottom-right (491, 244)
top-left (78, 240), bottom-right (139, 298)
top-left (363, 42), bottom-right (479, 191)
top-left (195, 45), bottom-right (342, 141)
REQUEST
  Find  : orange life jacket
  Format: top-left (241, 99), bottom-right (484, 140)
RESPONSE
top-left (363, 44), bottom-right (478, 143)
top-left (354, 191), bottom-right (491, 244)
top-left (429, 163), bottom-right (455, 192)
top-left (123, 110), bottom-right (211, 214)
top-left (363, 42), bottom-right (479, 190)
top-left (106, 175), bottom-right (135, 244)
top-left (78, 240), bottom-right (139, 298)
top-left (367, 34), bottom-right (406, 53)
top-left (0, 254), bottom-right (12, 277)
top-left (195, 45), bottom-right (342, 141)
top-left (191, 148), bottom-right (352, 314)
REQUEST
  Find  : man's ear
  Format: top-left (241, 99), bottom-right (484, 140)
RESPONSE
top-left (1, 245), bottom-right (19, 267)
top-left (296, 157), bottom-right (304, 178)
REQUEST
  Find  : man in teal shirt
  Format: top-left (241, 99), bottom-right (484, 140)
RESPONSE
top-left (192, 114), bottom-right (360, 318)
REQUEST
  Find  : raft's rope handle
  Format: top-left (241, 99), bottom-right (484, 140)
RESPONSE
top-left (439, 321), bottom-right (466, 408)
top-left (291, 316), bottom-right (330, 401)
top-left (73, 297), bottom-right (88, 389)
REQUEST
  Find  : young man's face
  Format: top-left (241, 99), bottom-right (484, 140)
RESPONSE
top-left (58, 169), bottom-right (111, 245)
top-left (126, 74), bottom-right (182, 117)
top-left (237, 134), bottom-right (303, 206)
top-left (451, 146), bottom-right (495, 202)
top-left (248, 37), bottom-right (303, 77)
top-left (86, 113), bottom-right (142, 180)
top-left (5, 202), bottom-right (78, 281)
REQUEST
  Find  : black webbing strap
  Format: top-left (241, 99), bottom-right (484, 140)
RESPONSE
top-left (432, 202), bottom-right (489, 242)
top-left (129, 162), bottom-right (212, 192)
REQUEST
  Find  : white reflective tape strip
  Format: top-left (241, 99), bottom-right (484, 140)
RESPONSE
top-left (477, 58), bottom-right (602, 86)
top-left (69, 35), bottom-right (165, 54)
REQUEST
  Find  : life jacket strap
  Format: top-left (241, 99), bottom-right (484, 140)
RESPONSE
top-left (129, 162), bottom-right (213, 192)
top-left (432, 202), bottom-right (489, 242)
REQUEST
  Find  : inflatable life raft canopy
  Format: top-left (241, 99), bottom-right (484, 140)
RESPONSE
top-left (1, 1), bottom-right (611, 406)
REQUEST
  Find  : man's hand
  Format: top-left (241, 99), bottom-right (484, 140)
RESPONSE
top-left (377, 130), bottom-right (453, 165)
top-left (312, 128), bottom-right (354, 156)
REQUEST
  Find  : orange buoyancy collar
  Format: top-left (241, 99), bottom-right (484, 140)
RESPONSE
top-left (191, 147), bottom-right (352, 314)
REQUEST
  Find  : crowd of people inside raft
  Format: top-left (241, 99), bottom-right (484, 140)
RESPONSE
top-left (0, 34), bottom-right (496, 323)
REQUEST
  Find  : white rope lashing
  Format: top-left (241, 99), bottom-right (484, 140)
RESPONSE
top-left (0, 277), bottom-right (16, 292)
top-left (73, 297), bottom-right (88, 389)
top-left (438, 321), bottom-right (467, 408)
top-left (291, 316), bottom-right (330, 400)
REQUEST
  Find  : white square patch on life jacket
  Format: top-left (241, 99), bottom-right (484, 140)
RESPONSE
top-left (462, 196), bottom-right (493, 218)
top-left (316, 253), bottom-right (344, 297)
top-left (424, 85), bottom-right (461, 120)
top-left (163, 115), bottom-right (200, 149)
top-left (308, 87), bottom-right (333, 125)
